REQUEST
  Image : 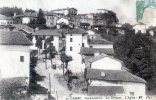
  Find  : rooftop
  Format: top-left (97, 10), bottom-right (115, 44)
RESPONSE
top-left (86, 68), bottom-right (146, 83)
top-left (88, 39), bottom-right (113, 45)
top-left (33, 29), bottom-right (63, 36)
top-left (0, 30), bottom-right (33, 46)
top-left (0, 14), bottom-right (13, 20)
top-left (80, 47), bottom-right (114, 55)
top-left (11, 24), bottom-right (34, 34)
top-left (64, 28), bottom-right (88, 35)
top-left (0, 77), bottom-right (28, 96)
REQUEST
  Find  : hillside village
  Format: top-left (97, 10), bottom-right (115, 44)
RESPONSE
top-left (0, 1), bottom-right (156, 99)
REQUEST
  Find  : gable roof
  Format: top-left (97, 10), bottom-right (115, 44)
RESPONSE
top-left (88, 39), bottom-right (113, 45)
top-left (80, 47), bottom-right (114, 55)
top-left (11, 24), bottom-right (34, 34)
top-left (64, 28), bottom-right (88, 35)
top-left (33, 29), bottom-right (62, 36)
top-left (0, 14), bottom-right (13, 20)
top-left (0, 30), bottom-right (33, 46)
top-left (87, 53), bottom-right (108, 62)
top-left (87, 53), bottom-right (123, 63)
top-left (86, 68), bottom-right (146, 83)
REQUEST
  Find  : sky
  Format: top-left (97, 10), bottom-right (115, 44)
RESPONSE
top-left (0, 0), bottom-right (137, 24)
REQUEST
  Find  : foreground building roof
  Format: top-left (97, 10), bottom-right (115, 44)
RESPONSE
top-left (0, 31), bottom-right (33, 46)
top-left (0, 77), bottom-right (28, 96)
top-left (86, 68), bottom-right (146, 83)
top-left (11, 24), bottom-right (34, 34)
top-left (80, 47), bottom-right (114, 55)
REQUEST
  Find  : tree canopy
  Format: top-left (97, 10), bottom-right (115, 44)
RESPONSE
top-left (0, 7), bottom-right (23, 17)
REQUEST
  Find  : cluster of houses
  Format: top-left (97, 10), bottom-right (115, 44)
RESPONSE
top-left (0, 7), bottom-right (147, 98)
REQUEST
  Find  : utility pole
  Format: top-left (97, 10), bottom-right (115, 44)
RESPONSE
top-left (49, 73), bottom-right (51, 94)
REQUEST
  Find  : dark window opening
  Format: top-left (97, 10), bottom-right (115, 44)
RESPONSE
top-left (20, 56), bottom-right (24, 62)
top-left (70, 47), bottom-right (73, 51)
top-left (70, 38), bottom-right (73, 42)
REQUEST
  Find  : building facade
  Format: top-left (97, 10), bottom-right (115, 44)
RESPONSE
top-left (0, 31), bottom-right (32, 84)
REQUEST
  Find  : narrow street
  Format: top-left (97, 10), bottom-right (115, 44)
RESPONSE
top-left (35, 55), bottom-right (72, 100)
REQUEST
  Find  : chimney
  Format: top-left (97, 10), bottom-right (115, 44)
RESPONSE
top-left (14, 13), bottom-right (17, 17)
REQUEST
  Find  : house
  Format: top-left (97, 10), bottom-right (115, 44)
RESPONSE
top-left (65, 28), bottom-right (88, 58)
top-left (80, 47), bottom-right (114, 57)
top-left (64, 28), bottom-right (89, 73)
top-left (0, 30), bottom-right (32, 83)
top-left (86, 68), bottom-right (146, 96)
top-left (32, 29), bottom-right (63, 52)
top-left (44, 12), bottom-right (58, 27)
top-left (83, 53), bottom-right (146, 96)
top-left (52, 7), bottom-right (77, 16)
top-left (0, 14), bottom-right (13, 25)
top-left (85, 54), bottom-right (124, 70)
top-left (11, 24), bottom-right (34, 34)
top-left (133, 23), bottom-right (146, 34)
top-left (75, 14), bottom-right (94, 28)
top-left (15, 12), bottom-right (38, 24)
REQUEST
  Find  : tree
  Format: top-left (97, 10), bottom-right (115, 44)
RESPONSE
top-left (24, 8), bottom-right (36, 13)
top-left (36, 9), bottom-right (46, 29)
top-left (35, 36), bottom-right (43, 57)
top-left (60, 53), bottom-right (72, 76)
top-left (29, 50), bottom-right (48, 95)
top-left (0, 6), bottom-right (23, 17)
top-left (114, 29), bottom-right (154, 81)
top-left (46, 43), bottom-right (56, 66)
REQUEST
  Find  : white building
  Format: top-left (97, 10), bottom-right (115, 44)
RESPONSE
top-left (85, 53), bottom-right (146, 96)
top-left (133, 23), bottom-right (147, 34)
top-left (86, 68), bottom-right (146, 96)
top-left (44, 12), bottom-right (58, 27)
top-left (0, 30), bottom-right (32, 83)
top-left (32, 29), bottom-right (63, 52)
top-left (86, 54), bottom-right (123, 70)
top-left (65, 28), bottom-right (88, 57)
top-left (0, 14), bottom-right (13, 25)
top-left (65, 28), bottom-right (88, 73)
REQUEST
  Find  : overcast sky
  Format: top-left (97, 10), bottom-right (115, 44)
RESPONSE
top-left (0, 0), bottom-right (137, 24)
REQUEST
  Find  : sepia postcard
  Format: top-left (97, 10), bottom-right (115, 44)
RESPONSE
top-left (0, 0), bottom-right (156, 100)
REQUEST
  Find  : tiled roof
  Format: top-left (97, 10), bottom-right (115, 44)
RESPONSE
top-left (80, 47), bottom-right (114, 55)
top-left (88, 39), bottom-right (113, 45)
top-left (0, 30), bottom-right (33, 46)
top-left (88, 86), bottom-right (124, 95)
top-left (86, 68), bottom-right (146, 83)
top-left (87, 53), bottom-right (109, 63)
top-left (64, 28), bottom-right (88, 35)
top-left (0, 77), bottom-right (28, 96)
top-left (12, 24), bottom-right (34, 33)
top-left (33, 29), bottom-right (62, 36)
top-left (0, 14), bottom-right (13, 20)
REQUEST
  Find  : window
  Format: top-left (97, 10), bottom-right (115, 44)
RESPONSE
top-left (130, 92), bottom-right (134, 96)
top-left (70, 38), bottom-right (73, 42)
top-left (20, 56), bottom-right (24, 62)
top-left (82, 43), bottom-right (84, 47)
top-left (70, 47), bottom-right (73, 51)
